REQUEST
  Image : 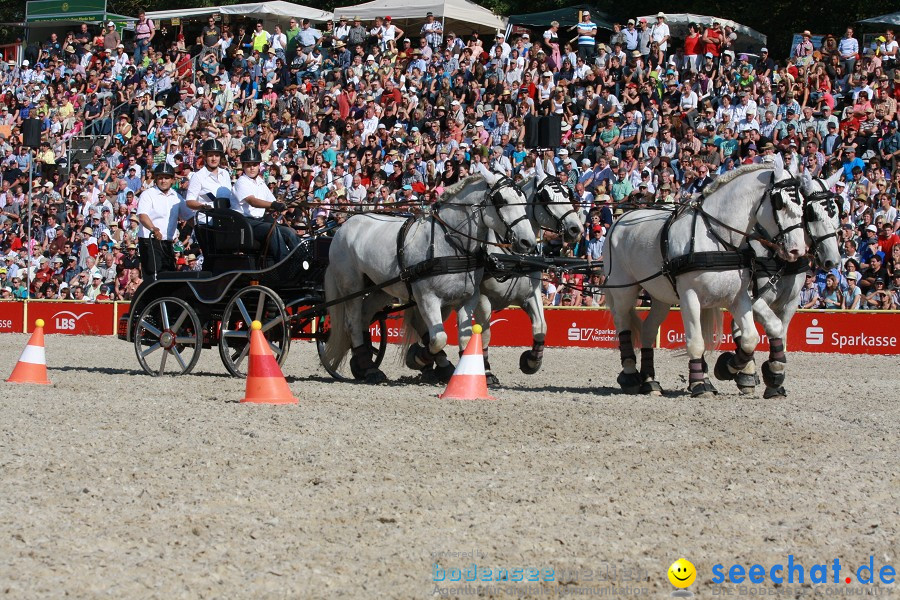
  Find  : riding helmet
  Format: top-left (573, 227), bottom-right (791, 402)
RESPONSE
top-left (240, 147), bottom-right (263, 164)
top-left (201, 138), bottom-right (225, 155)
top-left (152, 162), bottom-right (177, 177)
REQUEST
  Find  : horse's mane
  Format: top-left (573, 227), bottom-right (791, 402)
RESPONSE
top-left (703, 163), bottom-right (773, 196)
top-left (441, 174), bottom-right (484, 199)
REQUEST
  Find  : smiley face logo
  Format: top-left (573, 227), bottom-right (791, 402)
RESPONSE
top-left (668, 558), bottom-right (697, 589)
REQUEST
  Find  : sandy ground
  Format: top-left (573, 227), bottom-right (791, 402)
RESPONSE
top-left (0, 333), bottom-right (897, 599)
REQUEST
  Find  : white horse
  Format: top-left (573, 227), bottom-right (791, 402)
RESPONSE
top-left (322, 164), bottom-right (535, 383)
top-left (471, 159), bottom-right (585, 386)
top-left (602, 162), bottom-right (808, 397)
top-left (715, 168), bottom-right (843, 398)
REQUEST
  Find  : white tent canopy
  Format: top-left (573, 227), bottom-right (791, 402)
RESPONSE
top-left (334, 0), bottom-right (505, 36)
top-left (146, 1), bottom-right (333, 24)
top-left (638, 13), bottom-right (767, 51)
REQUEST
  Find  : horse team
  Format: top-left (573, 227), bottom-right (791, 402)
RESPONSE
top-left (323, 157), bottom-right (842, 398)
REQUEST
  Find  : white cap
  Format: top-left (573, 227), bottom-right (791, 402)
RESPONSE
top-left (22, 60), bottom-right (29, 66)
top-left (107, 21), bottom-right (115, 27)
top-left (559, 149), bottom-right (569, 155)
top-left (366, 54), bottom-right (375, 61)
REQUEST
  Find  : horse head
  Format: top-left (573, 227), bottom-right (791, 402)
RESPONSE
top-left (474, 162), bottom-right (535, 254)
top-left (800, 169), bottom-right (843, 270)
top-left (527, 160), bottom-right (584, 243)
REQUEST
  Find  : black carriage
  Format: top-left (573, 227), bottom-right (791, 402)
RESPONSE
top-left (117, 200), bottom-right (388, 379)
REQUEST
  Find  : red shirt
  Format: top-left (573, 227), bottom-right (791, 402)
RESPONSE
top-left (684, 33), bottom-right (701, 56)
top-left (704, 30), bottom-right (721, 56)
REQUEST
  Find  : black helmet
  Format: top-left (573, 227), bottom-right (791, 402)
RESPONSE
top-left (201, 139), bottom-right (225, 155)
top-left (240, 147), bottom-right (263, 164)
top-left (153, 162), bottom-right (176, 177)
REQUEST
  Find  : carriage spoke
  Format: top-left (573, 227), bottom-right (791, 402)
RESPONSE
top-left (172, 348), bottom-right (188, 370)
top-left (232, 344), bottom-right (250, 369)
top-left (255, 291), bottom-right (267, 322)
top-left (160, 303), bottom-right (171, 330)
top-left (170, 308), bottom-right (188, 332)
top-left (175, 336), bottom-right (197, 345)
top-left (222, 329), bottom-right (249, 339)
top-left (158, 349), bottom-right (169, 375)
top-left (140, 319), bottom-right (161, 337)
top-left (269, 341), bottom-right (282, 357)
top-left (260, 316), bottom-right (282, 333)
top-left (236, 298), bottom-right (253, 327)
top-left (141, 342), bottom-right (161, 357)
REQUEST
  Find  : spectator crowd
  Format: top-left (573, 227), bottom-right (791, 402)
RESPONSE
top-left (0, 9), bottom-right (899, 310)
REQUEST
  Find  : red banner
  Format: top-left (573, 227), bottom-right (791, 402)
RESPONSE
top-left (0, 301), bottom-right (24, 334)
top-left (658, 309), bottom-right (899, 355)
top-left (26, 301), bottom-right (116, 335)
top-left (2, 302), bottom-right (898, 355)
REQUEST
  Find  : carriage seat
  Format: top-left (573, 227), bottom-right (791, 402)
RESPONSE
top-left (194, 197), bottom-right (261, 256)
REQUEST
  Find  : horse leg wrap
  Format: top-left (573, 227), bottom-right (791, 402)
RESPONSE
top-left (689, 359), bottom-right (705, 384)
top-left (351, 344), bottom-right (375, 371)
top-left (416, 344), bottom-right (438, 368)
top-left (531, 341), bottom-right (545, 361)
top-left (618, 331), bottom-right (636, 368)
top-left (482, 348), bottom-right (492, 373)
top-left (761, 359), bottom-right (786, 389)
top-left (640, 347), bottom-right (655, 380)
top-left (769, 338), bottom-right (786, 364)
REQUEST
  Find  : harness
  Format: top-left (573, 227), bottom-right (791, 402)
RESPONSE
top-left (533, 175), bottom-right (579, 233)
top-left (658, 174), bottom-right (801, 295)
top-left (394, 175), bottom-right (523, 297)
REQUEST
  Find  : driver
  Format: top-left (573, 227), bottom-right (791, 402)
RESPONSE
top-left (136, 163), bottom-right (193, 279)
top-left (232, 147), bottom-right (301, 262)
top-left (185, 138), bottom-right (234, 214)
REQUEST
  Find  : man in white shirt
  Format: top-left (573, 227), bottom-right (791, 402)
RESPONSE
top-left (232, 148), bottom-right (299, 262)
top-left (185, 139), bottom-right (235, 213)
top-left (137, 163), bottom-right (191, 279)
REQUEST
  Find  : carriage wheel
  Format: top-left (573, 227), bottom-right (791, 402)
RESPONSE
top-left (134, 297), bottom-right (202, 376)
top-left (219, 285), bottom-right (290, 378)
top-left (316, 313), bottom-right (388, 381)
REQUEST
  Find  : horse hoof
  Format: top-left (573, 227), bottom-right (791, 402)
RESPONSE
top-left (689, 381), bottom-right (718, 398)
top-left (405, 344), bottom-right (427, 371)
top-left (349, 356), bottom-right (366, 380)
top-left (485, 371), bottom-right (501, 388)
top-left (433, 362), bottom-right (456, 383)
top-left (735, 372), bottom-right (757, 395)
top-left (617, 371), bottom-right (642, 394)
top-left (738, 386), bottom-right (756, 395)
top-left (763, 386), bottom-right (787, 399)
top-left (640, 379), bottom-right (663, 395)
top-left (714, 352), bottom-right (736, 381)
top-left (364, 369), bottom-right (387, 384)
top-left (518, 350), bottom-right (541, 375)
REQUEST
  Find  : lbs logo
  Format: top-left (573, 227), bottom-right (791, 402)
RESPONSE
top-left (51, 310), bottom-right (92, 331)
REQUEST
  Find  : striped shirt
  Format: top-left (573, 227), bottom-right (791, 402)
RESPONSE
top-left (577, 22), bottom-right (596, 46)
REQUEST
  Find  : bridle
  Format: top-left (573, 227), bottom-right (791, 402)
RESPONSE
top-left (751, 175), bottom-right (805, 252)
top-left (802, 177), bottom-right (841, 258)
top-left (485, 173), bottom-right (530, 244)
top-left (533, 175), bottom-right (579, 234)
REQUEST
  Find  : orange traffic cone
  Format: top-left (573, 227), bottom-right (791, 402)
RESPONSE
top-left (241, 320), bottom-right (297, 405)
top-left (439, 324), bottom-right (495, 400)
top-left (7, 319), bottom-right (51, 385)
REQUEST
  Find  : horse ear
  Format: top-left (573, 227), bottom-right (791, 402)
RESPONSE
top-left (825, 168), bottom-right (843, 190)
top-left (772, 153), bottom-right (784, 180)
top-left (801, 168), bottom-right (812, 187)
top-left (475, 161), bottom-right (498, 185)
top-left (535, 159), bottom-right (545, 180)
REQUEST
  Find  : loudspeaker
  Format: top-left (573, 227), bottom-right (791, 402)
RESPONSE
top-left (523, 115), bottom-right (540, 149)
top-left (22, 118), bottom-right (41, 149)
top-left (538, 114), bottom-right (562, 149)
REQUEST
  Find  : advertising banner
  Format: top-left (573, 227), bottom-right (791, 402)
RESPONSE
top-left (25, 302), bottom-right (116, 335)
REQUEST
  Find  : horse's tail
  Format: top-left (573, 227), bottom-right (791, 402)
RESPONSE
top-left (398, 306), bottom-right (422, 366)
top-left (701, 307), bottom-right (724, 353)
top-left (322, 272), bottom-right (351, 372)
